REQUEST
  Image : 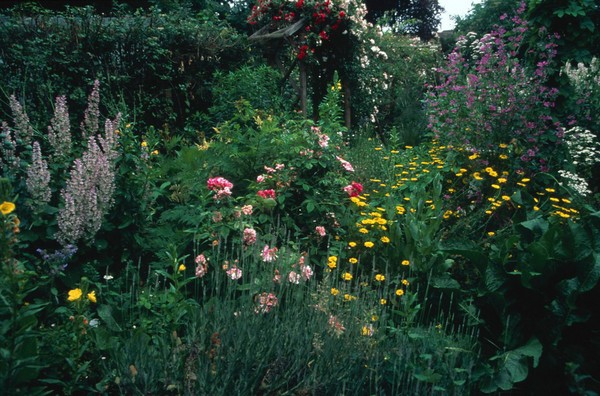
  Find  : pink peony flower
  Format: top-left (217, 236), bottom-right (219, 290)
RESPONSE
top-left (343, 182), bottom-right (363, 197)
top-left (315, 225), bottom-right (326, 237)
top-left (257, 175), bottom-right (265, 183)
top-left (243, 228), bottom-right (257, 246)
top-left (207, 177), bottom-right (233, 191)
top-left (241, 204), bottom-right (253, 215)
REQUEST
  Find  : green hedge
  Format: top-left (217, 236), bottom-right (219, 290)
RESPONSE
top-left (0, 5), bottom-right (249, 132)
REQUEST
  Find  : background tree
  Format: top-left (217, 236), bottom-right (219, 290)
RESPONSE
top-left (364, 0), bottom-right (444, 40)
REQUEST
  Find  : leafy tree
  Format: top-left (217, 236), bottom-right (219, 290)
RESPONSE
top-left (454, 0), bottom-right (518, 35)
top-left (364, 0), bottom-right (444, 41)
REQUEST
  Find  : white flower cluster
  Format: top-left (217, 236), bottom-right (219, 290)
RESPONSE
top-left (564, 126), bottom-right (600, 168)
top-left (562, 57), bottom-right (600, 94)
top-left (558, 169), bottom-right (592, 196)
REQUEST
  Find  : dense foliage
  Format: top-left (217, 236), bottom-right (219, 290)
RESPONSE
top-left (1, 1), bottom-right (599, 395)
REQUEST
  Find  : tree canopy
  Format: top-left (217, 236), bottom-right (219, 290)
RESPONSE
top-left (364, 0), bottom-right (443, 40)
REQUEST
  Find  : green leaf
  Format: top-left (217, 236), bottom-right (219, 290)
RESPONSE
top-left (97, 304), bottom-right (122, 331)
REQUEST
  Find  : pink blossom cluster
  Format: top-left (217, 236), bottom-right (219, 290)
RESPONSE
top-left (315, 225), bottom-right (326, 237)
top-left (207, 176), bottom-right (233, 200)
top-left (255, 292), bottom-right (278, 314)
top-left (195, 254), bottom-right (208, 278)
top-left (226, 265), bottom-right (242, 280)
top-left (241, 204), bottom-right (253, 215)
top-left (257, 189), bottom-right (276, 199)
top-left (243, 228), bottom-right (257, 246)
top-left (343, 181), bottom-right (363, 197)
top-left (335, 155), bottom-right (354, 172)
top-left (261, 244), bottom-right (278, 262)
top-left (312, 126), bottom-right (330, 148)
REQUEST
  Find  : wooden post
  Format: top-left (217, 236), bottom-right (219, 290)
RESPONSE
top-left (300, 62), bottom-right (307, 117)
top-left (343, 79), bottom-right (351, 130)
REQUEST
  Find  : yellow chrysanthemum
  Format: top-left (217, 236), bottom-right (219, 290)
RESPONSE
top-left (331, 288), bottom-right (339, 296)
top-left (342, 272), bottom-right (353, 281)
top-left (178, 264), bottom-right (186, 272)
top-left (348, 242), bottom-right (357, 248)
top-left (380, 236), bottom-right (390, 243)
top-left (401, 260), bottom-right (410, 266)
top-left (349, 257), bottom-right (358, 264)
top-left (380, 298), bottom-right (387, 305)
top-left (364, 241), bottom-right (374, 248)
top-left (395, 289), bottom-right (404, 297)
top-left (375, 274), bottom-right (385, 282)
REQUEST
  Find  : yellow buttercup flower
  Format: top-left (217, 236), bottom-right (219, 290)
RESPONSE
top-left (68, 288), bottom-right (83, 302)
top-left (380, 298), bottom-right (387, 305)
top-left (375, 274), bottom-right (385, 282)
top-left (87, 290), bottom-right (97, 303)
top-left (0, 201), bottom-right (16, 216)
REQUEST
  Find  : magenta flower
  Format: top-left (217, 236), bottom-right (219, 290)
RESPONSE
top-left (257, 189), bottom-right (276, 199)
top-left (207, 176), bottom-right (233, 200)
top-left (343, 182), bottom-right (363, 197)
top-left (207, 177), bottom-right (233, 191)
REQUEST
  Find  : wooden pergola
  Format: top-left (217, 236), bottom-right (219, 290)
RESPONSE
top-left (249, 19), bottom-right (352, 129)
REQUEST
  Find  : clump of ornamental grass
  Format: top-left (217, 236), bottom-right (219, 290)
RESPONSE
top-left (84, 222), bottom-right (480, 395)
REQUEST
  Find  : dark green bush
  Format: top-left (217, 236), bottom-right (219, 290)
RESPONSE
top-left (0, 5), bottom-right (249, 133)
